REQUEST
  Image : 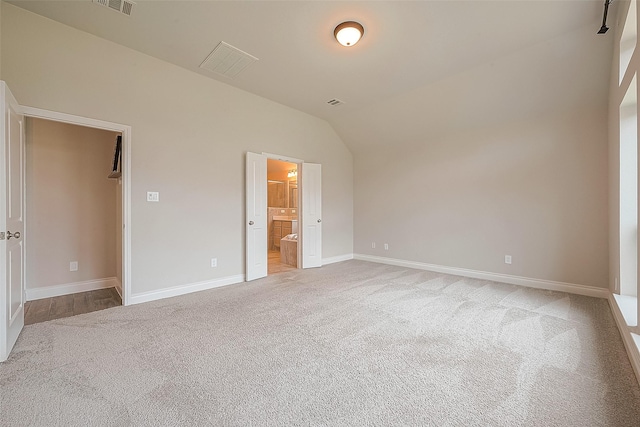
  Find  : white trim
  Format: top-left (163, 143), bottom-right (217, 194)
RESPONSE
top-left (322, 253), bottom-right (353, 265)
top-left (353, 254), bottom-right (609, 299)
top-left (128, 274), bottom-right (245, 305)
top-left (608, 294), bottom-right (640, 384)
top-left (26, 277), bottom-right (118, 301)
top-left (122, 126), bottom-right (132, 307)
top-left (613, 293), bottom-right (638, 326)
top-left (19, 105), bottom-right (133, 306)
top-left (19, 106), bottom-right (126, 133)
top-left (262, 152), bottom-right (304, 164)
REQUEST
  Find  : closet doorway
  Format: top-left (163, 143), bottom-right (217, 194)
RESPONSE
top-left (0, 85), bottom-right (132, 361)
top-left (23, 117), bottom-right (125, 324)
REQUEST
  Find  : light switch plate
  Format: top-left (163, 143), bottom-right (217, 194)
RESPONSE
top-left (147, 192), bottom-right (159, 202)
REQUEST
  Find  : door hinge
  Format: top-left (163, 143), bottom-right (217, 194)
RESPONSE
top-left (0, 232), bottom-right (5, 240)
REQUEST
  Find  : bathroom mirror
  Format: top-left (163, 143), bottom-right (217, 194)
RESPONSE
top-left (289, 182), bottom-right (298, 208)
top-left (268, 180), bottom-right (298, 208)
top-left (268, 180), bottom-right (286, 208)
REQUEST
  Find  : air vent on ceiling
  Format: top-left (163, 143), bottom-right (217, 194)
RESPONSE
top-left (93, 0), bottom-right (135, 16)
top-left (200, 42), bottom-right (259, 79)
top-left (327, 98), bottom-right (345, 106)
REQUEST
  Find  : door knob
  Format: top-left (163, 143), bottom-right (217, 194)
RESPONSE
top-left (7, 231), bottom-right (20, 240)
top-left (249, 221), bottom-right (254, 225)
top-left (317, 219), bottom-right (321, 223)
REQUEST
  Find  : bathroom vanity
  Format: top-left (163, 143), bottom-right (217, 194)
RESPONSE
top-left (272, 216), bottom-right (298, 249)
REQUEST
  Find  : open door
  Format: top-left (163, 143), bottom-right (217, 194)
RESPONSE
top-left (301, 162), bottom-right (322, 268)
top-left (0, 82), bottom-right (25, 362)
top-left (246, 152), bottom-right (267, 281)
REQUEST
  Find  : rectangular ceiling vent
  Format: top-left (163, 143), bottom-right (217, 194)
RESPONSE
top-left (327, 98), bottom-right (345, 106)
top-left (93, 0), bottom-right (135, 16)
top-left (200, 42), bottom-right (259, 79)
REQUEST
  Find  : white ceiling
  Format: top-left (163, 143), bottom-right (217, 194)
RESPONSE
top-left (8, 1), bottom-right (614, 152)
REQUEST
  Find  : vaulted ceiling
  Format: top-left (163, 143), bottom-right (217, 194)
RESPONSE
top-left (8, 1), bottom-right (614, 153)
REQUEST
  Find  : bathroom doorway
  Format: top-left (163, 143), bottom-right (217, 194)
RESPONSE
top-left (267, 159), bottom-right (299, 275)
top-left (246, 151), bottom-right (322, 281)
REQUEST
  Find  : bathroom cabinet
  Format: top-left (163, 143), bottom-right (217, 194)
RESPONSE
top-left (272, 220), bottom-right (292, 249)
top-left (272, 219), bottom-right (297, 249)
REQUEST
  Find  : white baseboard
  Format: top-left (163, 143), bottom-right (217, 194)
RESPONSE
top-left (608, 294), bottom-right (640, 385)
top-left (353, 254), bottom-right (609, 299)
top-left (322, 253), bottom-right (354, 265)
top-left (26, 277), bottom-right (118, 301)
top-left (128, 274), bottom-right (245, 305)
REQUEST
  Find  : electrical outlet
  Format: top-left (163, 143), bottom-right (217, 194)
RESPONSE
top-left (70, 261), bottom-right (78, 272)
top-left (147, 191), bottom-right (159, 202)
top-left (371, 242), bottom-right (376, 249)
top-left (384, 243), bottom-right (389, 250)
top-left (211, 258), bottom-right (217, 268)
top-left (505, 255), bottom-right (512, 265)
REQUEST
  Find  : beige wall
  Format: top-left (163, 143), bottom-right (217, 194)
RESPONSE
top-left (352, 22), bottom-right (611, 289)
top-left (354, 109), bottom-right (609, 288)
top-left (25, 118), bottom-right (119, 289)
top-left (2, 4), bottom-right (353, 296)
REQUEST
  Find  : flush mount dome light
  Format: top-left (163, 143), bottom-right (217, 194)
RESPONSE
top-left (334, 21), bottom-right (364, 47)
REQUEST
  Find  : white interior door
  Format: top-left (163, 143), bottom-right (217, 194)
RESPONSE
top-left (301, 162), bottom-right (322, 269)
top-left (0, 82), bottom-right (25, 362)
top-left (246, 152), bottom-right (267, 281)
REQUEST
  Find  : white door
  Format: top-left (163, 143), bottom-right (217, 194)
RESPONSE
top-left (0, 82), bottom-right (25, 362)
top-left (301, 162), bottom-right (322, 268)
top-left (246, 152), bottom-right (267, 281)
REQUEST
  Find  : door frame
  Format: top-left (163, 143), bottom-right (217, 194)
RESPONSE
top-left (262, 152), bottom-right (303, 269)
top-left (19, 106), bottom-right (133, 306)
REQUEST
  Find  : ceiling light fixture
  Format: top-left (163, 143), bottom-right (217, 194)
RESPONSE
top-left (288, 170), bottom-right (297, 178)
top-left (334, 21), bottom-right (364, 47)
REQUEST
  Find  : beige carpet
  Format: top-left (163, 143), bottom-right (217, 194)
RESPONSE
top-left (1, 260), bottom-right (639, 426)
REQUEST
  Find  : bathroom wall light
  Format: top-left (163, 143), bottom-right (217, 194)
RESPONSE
top-left (334, 21), bottom-right (364, 47)
top-left (288, 170), bottom-right (297, 178)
